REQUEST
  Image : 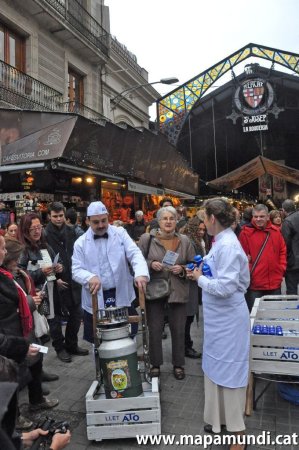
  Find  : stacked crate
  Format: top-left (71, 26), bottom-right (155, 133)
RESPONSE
top-left (86, 379), bottom-right (161, 441)
top-left (250, 295), bottom-right (299, 376)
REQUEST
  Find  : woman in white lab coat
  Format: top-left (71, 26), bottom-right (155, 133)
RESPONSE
top-left (187, 198), bottom-right (250, 450)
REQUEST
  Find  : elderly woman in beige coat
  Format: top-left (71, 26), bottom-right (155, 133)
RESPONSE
top-left (139, 206), bottom-right (195, 380)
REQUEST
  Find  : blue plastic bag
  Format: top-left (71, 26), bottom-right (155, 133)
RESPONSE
top-left (277, 383), bottom-right (299, 405)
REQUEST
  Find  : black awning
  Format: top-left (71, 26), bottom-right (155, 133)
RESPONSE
top-left (1, 110), bottom-right (77, 164)
top-left (0, 109), bottom-right (198, 195)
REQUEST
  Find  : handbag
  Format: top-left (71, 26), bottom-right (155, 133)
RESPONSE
top-left (33, 310), bottom-right (50, 338)
top-left (145, 278), bottom-right (171, 301)
top-left (38, 294), bottom-right (50, 316)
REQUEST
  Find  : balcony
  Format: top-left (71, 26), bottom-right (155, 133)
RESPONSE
top-left (0, 60), bottom-right (110, 124)
top-left (0, 60), bottom-right (63, 111)
top-left (111, 37), bottom-right (144, 76)
top-left (25, 0), bottom-right (109, 62)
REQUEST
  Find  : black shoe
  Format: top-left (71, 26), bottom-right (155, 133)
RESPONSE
top-left (42, 383), bottom-right (50, 396)
top-left (57, 349), bottom-right (72, 362)
top-left (42, 371), bottom-right (59, 382)
top-left (66, 346), bottom-right (89, 356)
top-left (185, 347), bottom-right (202, 359)
top-left (204, 424), bottom-right (226, 434)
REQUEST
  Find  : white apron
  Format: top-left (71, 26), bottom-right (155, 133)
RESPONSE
top-left (200, 228), bottom-right (250, 388)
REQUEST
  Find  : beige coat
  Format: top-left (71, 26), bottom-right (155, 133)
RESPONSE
top-left (138, 230), bottom-right (195, 304)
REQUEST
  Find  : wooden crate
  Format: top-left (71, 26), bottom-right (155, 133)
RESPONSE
top-left (250, 295), bottom-right (299, 376)
top-left (86, 379), bottom-right (161, 441)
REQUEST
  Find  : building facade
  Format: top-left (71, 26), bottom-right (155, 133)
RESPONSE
top-left (0, 0), bottom-right (159, 127)
top-left (0, 0), bottom-right (198, 226)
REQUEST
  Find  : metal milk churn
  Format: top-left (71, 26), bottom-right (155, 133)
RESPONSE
top-left (97, 306), bottom-right (143, 399)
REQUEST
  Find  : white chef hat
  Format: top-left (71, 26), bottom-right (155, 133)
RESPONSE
top-left (87, 201), bottom-right (108, 217)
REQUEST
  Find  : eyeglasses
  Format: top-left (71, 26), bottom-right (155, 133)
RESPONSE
top-left (29, 225), bottom-right (42, 232)
top-left (160, 217), bottom-right (176, 221)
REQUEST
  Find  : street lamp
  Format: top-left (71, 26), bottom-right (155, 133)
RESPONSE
top-left (110, 77), bottom-right (179, 109)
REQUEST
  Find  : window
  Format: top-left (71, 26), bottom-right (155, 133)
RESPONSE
top-left (0, 23), bottom-right (25, 70)
top-left (68, 68), bottom-right (84, 106)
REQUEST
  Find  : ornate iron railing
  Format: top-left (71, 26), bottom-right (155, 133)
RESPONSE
top-left (0, 61), bottom-right (111, 124)
top-left (111, 37), bottom-right (143, 76)
top-left (38, 0), bottom-right (109, 55)
top-left (0, 60), bottom-right (62, 110)
top-left (37, 1), bottom-right (144, 73)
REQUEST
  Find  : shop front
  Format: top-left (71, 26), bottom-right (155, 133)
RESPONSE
top-left (0, 109), bottom-right (198, 226)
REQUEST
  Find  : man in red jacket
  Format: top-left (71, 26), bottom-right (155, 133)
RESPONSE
top-left (239, 203), bottom-right (287, 312)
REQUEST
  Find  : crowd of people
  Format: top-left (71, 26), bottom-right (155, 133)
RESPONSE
top-left (0, 196), bottom-right (298, 450)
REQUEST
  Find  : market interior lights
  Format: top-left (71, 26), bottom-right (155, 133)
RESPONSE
top-left (85, 176), bottom-right (94, 184)
top-left (294, 194), bottom-right (299, 202)
top-left (72, 177), bottom-right (83, 184)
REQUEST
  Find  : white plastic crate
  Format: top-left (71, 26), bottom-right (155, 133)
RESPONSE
top-left (86, 379), bottom-right (161, 441)
top-left (250, 295), bottom-right (299, 376)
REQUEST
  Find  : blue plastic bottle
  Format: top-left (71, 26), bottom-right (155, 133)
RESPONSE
top-left (187, 263), bottom-right (195, 271)
top-left (202, 263), bottom-right (213, 278)
top-left (253, 325), bottom-right (261, 334)
top-left (194, 255), bottom-right (203, 267)
top-left (276, 326), bottom-right (283, 336)
top-left (261, 325), bottom-right (269, 335)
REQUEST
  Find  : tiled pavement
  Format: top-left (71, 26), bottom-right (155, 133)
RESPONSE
top-left (19, 309), bottom-right (298, 449)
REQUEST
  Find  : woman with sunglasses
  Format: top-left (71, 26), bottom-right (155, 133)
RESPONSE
top-left (18, 213), bottom-right (64, 359)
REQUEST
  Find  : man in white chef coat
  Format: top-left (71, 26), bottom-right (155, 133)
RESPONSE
top-left (72, 201), bottom-right (149, 342)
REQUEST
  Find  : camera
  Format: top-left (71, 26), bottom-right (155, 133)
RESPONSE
top-left (30, 417), bottom-right (70, 449)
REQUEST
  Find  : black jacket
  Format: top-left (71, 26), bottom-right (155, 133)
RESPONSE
top-left (18, 244), bottom-right (57, 290)
top-left (19, 244), bottom-right (62, 314)
top-left (281, 210), bottom-right (299, 271)
top-left (0, 273), bottom-right (29, 364)
top-left (44, 222), bottom-right (81, 306)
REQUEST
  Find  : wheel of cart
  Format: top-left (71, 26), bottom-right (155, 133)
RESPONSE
top-left (245, 294), bottom-right (299, 416)
top-left (85, 288), bottom-right (161, 442)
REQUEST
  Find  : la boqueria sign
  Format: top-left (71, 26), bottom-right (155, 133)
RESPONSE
top-left (227, 68), bottom-right (284, 133)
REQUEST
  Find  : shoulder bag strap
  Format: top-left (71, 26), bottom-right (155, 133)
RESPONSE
top-left (144, 234), bottom-right (154, 259)
top-left (250, 232), bottom-right (270, 275)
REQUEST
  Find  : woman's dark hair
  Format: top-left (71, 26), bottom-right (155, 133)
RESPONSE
top-left (269, 209), bottom-right (281, 222)
top-left (182, 216), bottom-right (209, 255)
top-left (204, 197), bottom-right (236, 228)
top-left (6, 223), bottom-right (18, 231)
top-left (18, 213), bottom-right (46, 250)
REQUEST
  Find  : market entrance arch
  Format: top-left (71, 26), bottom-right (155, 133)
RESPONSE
top-left (157, 43), bottom-right (299, 147)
